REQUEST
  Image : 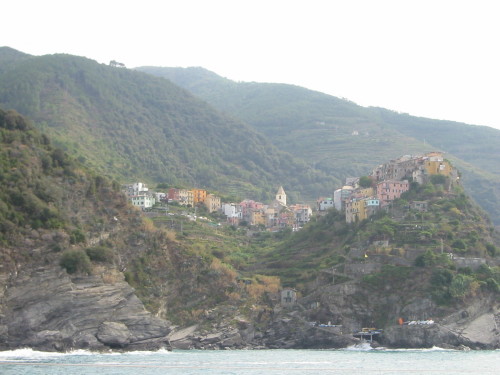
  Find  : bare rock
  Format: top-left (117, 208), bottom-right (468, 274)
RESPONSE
top-left (97, 322), bottom-right (131, 347)
top-left (1, 266), bottom-right (173, 351)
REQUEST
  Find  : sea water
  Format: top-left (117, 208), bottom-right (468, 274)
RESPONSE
top-left (0, 346), bottom-right (498, 375)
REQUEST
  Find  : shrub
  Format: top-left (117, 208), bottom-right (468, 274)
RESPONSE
top-left (60, 250), bottom-right (92, 274)
top-left (70, 229), bottom-right (86, 244)
top-left (430, 269), bottom-right (453, 304)
top-left (85, 246), bottom-right (114, 263)
top-left (431, 174), bottom-right (447, 185)
top-left (485, 278), bottom-right (500, 293)
top-left (486, 243), bottom-right (497, 257)
top-left (449, 274), bottom-right (475, 298)
top-left (415, 249), bottom-right (451, 267)
top-left (451, 239), bottom-right (467, 253)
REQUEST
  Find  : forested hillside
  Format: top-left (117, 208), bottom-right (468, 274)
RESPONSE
top-left (0, 107), bottom-right (498, 350)
top-left (138, 66), bottom-right (500, 224)
top-left (0, 48), bottom-right (337, 203)
top-left (0, 107), bottom-right (264, 350)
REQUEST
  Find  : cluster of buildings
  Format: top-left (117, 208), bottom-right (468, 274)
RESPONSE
top-left (123, 183), bottom-right (313, 231)
top-left (221, 187), bottom-right (312, 230)
top-left (124, 152), bottom-right (454, 228)
top-left (123, 183), bottom-right (222, 213)
top-left (318, 152), bottom-right (456, 223)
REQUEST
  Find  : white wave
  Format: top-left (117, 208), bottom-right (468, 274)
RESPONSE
top-left (384, 346), bottom-right (457, 352)
top-left (0, 348), bottom-right (79, 359)
top-left (0, 347), bottom-right (172, 359)
top-left (120, 348), bottom-right (172, 356)
top-left (345, 342), bottom-right (373, 351)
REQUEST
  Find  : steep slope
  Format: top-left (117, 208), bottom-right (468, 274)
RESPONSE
top-left (0, 109), bottom-right (251, 351)
top-left (0, 48), bottom-right (337, 203)
top-left (0, 108), bottom-right (171, 350)
top-left (1, 108), bottom-right (498, 350)
top-left (137, 66), bottom-right (500, 224)
top-left (242, 167), bottom-right (500, 349)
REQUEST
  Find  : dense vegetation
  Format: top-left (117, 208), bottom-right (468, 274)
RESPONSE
top-left (138, 66), bottom-right (500, 224)
top-left (240, 176), bottom-right (499, 304)
top-left (0, 108), bottom-right (76, 243)
top-left (0, 106), bottom-right (498, 331)
top-left (0, 107), bottom-right (281, 326)
top-left (0, 47), bottom-right (337, 205)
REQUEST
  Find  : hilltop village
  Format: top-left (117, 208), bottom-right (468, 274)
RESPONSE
top-left (322, 151), bottom-right (458, 223)
top-left (124, 152), bottom-right (457, 228)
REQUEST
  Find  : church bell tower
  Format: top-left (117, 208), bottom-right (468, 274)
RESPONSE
top-left (276, 186), bottom-right (287, 206)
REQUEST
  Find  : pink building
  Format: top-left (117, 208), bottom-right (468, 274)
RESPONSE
top-left (377, 180), bottom-right (409, 206)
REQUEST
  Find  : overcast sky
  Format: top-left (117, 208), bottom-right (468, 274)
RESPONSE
top-left (2, 0), bottom-right (499, 130)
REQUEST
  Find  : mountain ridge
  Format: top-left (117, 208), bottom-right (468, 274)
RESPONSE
top-left (136, 65), bottom-right (500, 224)
top-left (0, 48), bottom-right (337, 203)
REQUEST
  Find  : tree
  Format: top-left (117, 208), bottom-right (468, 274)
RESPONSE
top-left (359, 176), bottom-right (373, 188)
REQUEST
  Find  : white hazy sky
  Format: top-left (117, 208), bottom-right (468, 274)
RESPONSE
top-left (2, 0), bottom-right (500, 130)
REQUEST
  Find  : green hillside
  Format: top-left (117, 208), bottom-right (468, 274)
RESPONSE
top-left (0, 48), bottom-right (337, 203)
top-left (0, 107), bottom-right (257, 331)
top-left (1, 108), bottom-right (498, 349)
top-left (241, 172), bottom-right (499, 332)
top-left (137, 66), bottom-right (500, 224)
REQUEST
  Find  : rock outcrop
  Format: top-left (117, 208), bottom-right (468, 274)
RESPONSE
top-left (0, 266), bottom-right (172, 351)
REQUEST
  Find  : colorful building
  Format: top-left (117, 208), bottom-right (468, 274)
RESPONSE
top-left (345, 198), bottom-right (367, 223)
top-left (376, 180), bottom-right (409, 206)
top-left (204, 194), bottom-right (221, 213)
top-left (192, 188), bottom-right (207, 204)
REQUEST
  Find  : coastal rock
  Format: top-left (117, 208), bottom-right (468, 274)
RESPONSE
top-left (381, 309), bottom-right (500, 350)
top-left (381, 324), bottom-right (462, 348)
top-left (97, 322), bottom-right (131, 347)
top-left (261, 314), bottom-right (356, 349)
top-left (168, 325), bottom-right (198, 349)
top-left (0, 266), bottom-right (172, 351)
top-left (220, 330), bottom-right (243, 347)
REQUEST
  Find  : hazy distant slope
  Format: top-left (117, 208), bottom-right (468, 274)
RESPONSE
top-left (0, 46), bottom-right (32, 75)
top-left (136, 67), bottom-right (436, 176)
top-left (0, 48), bottom-right (337, 202)
top-left (137, 66), bottom-right (500, 224)
top-left (369, 107), bottom-right (500, 175)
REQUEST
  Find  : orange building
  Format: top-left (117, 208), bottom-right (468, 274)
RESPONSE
top-left (192, 188), bottom-right (207, 204)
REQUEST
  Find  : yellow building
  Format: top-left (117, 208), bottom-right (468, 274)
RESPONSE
top-left (423, 158), bottom-right (452, 176)
top-left (204, 194), bottom-right (221, 213)
top-left (357, 187), bottom-right (374, 198)
top-left (250, 209), bottom-right (267, 226)
top-left (345, 198), bottom-right (367, 223)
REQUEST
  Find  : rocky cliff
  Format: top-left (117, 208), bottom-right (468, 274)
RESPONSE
top-left (0, 266), bottom-right (172, 351)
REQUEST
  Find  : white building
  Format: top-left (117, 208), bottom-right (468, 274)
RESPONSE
top-left (123, 182), bottom-right (149, 197)
top-left (318, 198), bottom-right (334, 211)
top-left (222, 203), bottom-right (243, 219)
top-left (334, 186), bottom-right (353, 211)
top-left (130, 194), bottom-right (155, 209)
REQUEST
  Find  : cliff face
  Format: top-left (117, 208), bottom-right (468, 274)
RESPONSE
top-left (381, 303), bottom-right (500, 350)
top-left (0, 109), bottom-right (174, 351)
top-left (0, 266), bottom-right (172, 351)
